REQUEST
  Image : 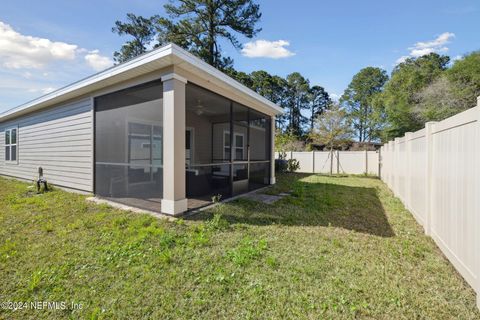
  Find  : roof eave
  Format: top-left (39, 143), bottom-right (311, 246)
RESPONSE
top-left (0, 43), bottom-right (282, 122)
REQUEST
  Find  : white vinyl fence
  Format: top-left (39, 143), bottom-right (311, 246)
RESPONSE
top-left (381, 98), bottom-right (480, 308)
top-left (275, 150), bottom-right (379, 175)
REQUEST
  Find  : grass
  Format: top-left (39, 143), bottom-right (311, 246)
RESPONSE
top-left (0, 174), bottom-right (479, 319)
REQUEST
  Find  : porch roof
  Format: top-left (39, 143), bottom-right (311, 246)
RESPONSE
top-left (0, 43), bottom-right (283, 122)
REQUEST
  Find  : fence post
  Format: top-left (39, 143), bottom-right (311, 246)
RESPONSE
top-left (336, 150), bottom-right (340, 174)
top-left (394, 137), bottom-right (401, 197)
top-left (388, 141), bottom-right (393, 187)
top-left (390, 140), bottom-right (395, 187)
top-left (405, 132), bottom-right (413, 211)
top-left (312, 150), bottom-right (315, 173)
top-left (424, 122), bottom-right (437, 236)
top-left (476, 97), bottom-right (480, 309)
top-left (378, 148), bottom-right (382, 179)
top-left (365, 149), bottom-right (368, 175)
top-left (384, 143), bottom-right (388, 184)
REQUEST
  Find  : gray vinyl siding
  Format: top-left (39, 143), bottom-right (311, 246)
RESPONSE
top-left (0, 98), bottom-right (93, 192)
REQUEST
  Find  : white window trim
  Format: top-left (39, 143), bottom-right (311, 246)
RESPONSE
top-left (223, 130), bottom-right (245, 160)
top-left (4, 126), bottom-right (18, 165)
top-left (185, 127), bottom-right (195, 166)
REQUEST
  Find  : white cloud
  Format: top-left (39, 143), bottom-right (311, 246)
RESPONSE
top-left (0, 21), bottom-right (78, 69)
top-left (0, 20), bottom-right (115, 110)
top-left (85, 50), bottom-right (113, 71)
top-left (329, 93), bottom-right (341, 101)
top-left (395, 55), bottom-right (409, 65)
top-left (21, 71), bottom-right (33, 79)
top-left (241, 40), bottom-right (295, 59)
top-left (26, 87), bottom-right (55, 94)
top-left (0, 20), bottom-right (112, 72)
top-left (41, 87), bottom-right (56, 94)
top-left (412, 32), bottom-right (454, 52)
top-left (452, 55), bottom-right (463, 62)
top-left (395, 32), bottom-right (455, 65)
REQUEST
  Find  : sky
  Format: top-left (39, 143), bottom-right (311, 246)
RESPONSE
top-left (0, 0), bottom-right (479, 112)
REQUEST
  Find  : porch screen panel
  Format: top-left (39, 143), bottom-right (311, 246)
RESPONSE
top-left (95, 80), bottom-right (163, 203)
top-left (185, 84), bottom-right (231, 199)
top-left (249, 109), bottom-right (271, 188)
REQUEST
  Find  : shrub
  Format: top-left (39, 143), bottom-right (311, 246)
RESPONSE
top-left (211, 194), bottom-right (222, 203)
top-left (275, 159), bottom-right (288, 173)
top-left (287, 159), bottom-right (300, 172)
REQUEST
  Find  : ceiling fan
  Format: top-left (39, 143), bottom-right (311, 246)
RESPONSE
top-left (192, 99), bottom-right (215, 116)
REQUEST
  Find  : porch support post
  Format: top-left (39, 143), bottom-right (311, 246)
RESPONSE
top-left (161, 73), bottom-right (188, 215)
top-left (270, 116), bottom-right (276, 184)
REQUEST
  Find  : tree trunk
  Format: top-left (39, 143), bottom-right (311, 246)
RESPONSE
top-left (207, 3), bottom-right (215, 66)
top-left (310, 107), bottom-right (314, 132)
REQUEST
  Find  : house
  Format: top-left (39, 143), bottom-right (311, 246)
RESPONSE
top-left (0, 43), bottom-right (282, 215)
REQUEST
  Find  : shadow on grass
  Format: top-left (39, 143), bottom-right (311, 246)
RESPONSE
top-left (188, 175), bottom-right (395, 238)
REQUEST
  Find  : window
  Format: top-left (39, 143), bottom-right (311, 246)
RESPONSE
top-left (185, 128), bottom-right (194, 166)
top-left (5, 127), bottom-right (18, 163)
top-left (235, 134), bottom-right (244, 160)
top-left (223, 131), bottom-right (244, 160)
top-left (224, 132), bottom-right (230, 160)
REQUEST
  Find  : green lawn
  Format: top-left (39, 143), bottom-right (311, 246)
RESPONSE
top-left (0, 174), bottom-right (479, 319)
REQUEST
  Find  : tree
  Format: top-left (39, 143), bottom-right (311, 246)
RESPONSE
top-left (308, 86), bottom-right (331, 132)
top-left (411, 51), bottom-right (480, 124)
top-left (382, 53), bottom-right (450, 139)
top-left (446, 51), bottom-right (480, 110)
top-left (275, 130), bottom-right (305, 152)
top-left (225, 68), bottom-right (253, 88)
top-left (310, 103), bottom-right (352, 174)
top-left (285, 72), bottom-right (310, 137)
top-left (248, 71), bottom-right (290, 129)
top-left (413, 76), bottom-right (460, 122)
top-left (340, 67), bottom-right (388, 142)
top-left (112, 13), bottom-right (159, 63)
top-left (249, 70), bottom-right (275, 98)
top-left (270, 75), bottom-right (290, 130)
top-left (369, 93), bottom-right (389, 142)
top-left (157, 0), bottom-right (262, 70)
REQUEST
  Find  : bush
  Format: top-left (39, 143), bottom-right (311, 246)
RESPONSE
top-left (275, 159), bottom-right (288, 173)
top-left (287, 159), bottom-right (300, 173)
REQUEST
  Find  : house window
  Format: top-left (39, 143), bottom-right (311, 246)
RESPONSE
top-left (223, 131), bottom-right (244, 160)
top-left (235, 134), bottom-right (244, 160)
top-left (224, 132), bottom-right (230, 160)
top-left (185, 128), bottom-right (194, 166)
top-left (5, 127), bottom-right (18, 163)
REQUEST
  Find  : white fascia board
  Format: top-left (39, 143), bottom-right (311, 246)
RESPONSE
top-left (170, 44), bottom-right (283, 114)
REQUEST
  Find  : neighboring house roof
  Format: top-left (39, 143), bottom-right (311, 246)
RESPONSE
top-left (0, 43), bottom-right (282, 122)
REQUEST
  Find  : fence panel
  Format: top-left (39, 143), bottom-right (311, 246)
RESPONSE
top-left (313, 151), bottom-right (332, 174)
top-left (339, 151), bottom-right (367, 174)
top-left (275, 150), bottom-right (380, 176)
top-left (380, 101), bottom-right (480, 308)
top-left (408, 129), bottom-right (427, 225)
top-left (367, 151), bottom-right (379, 175)
top-left (292, 152), bottom-right (314, 173)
